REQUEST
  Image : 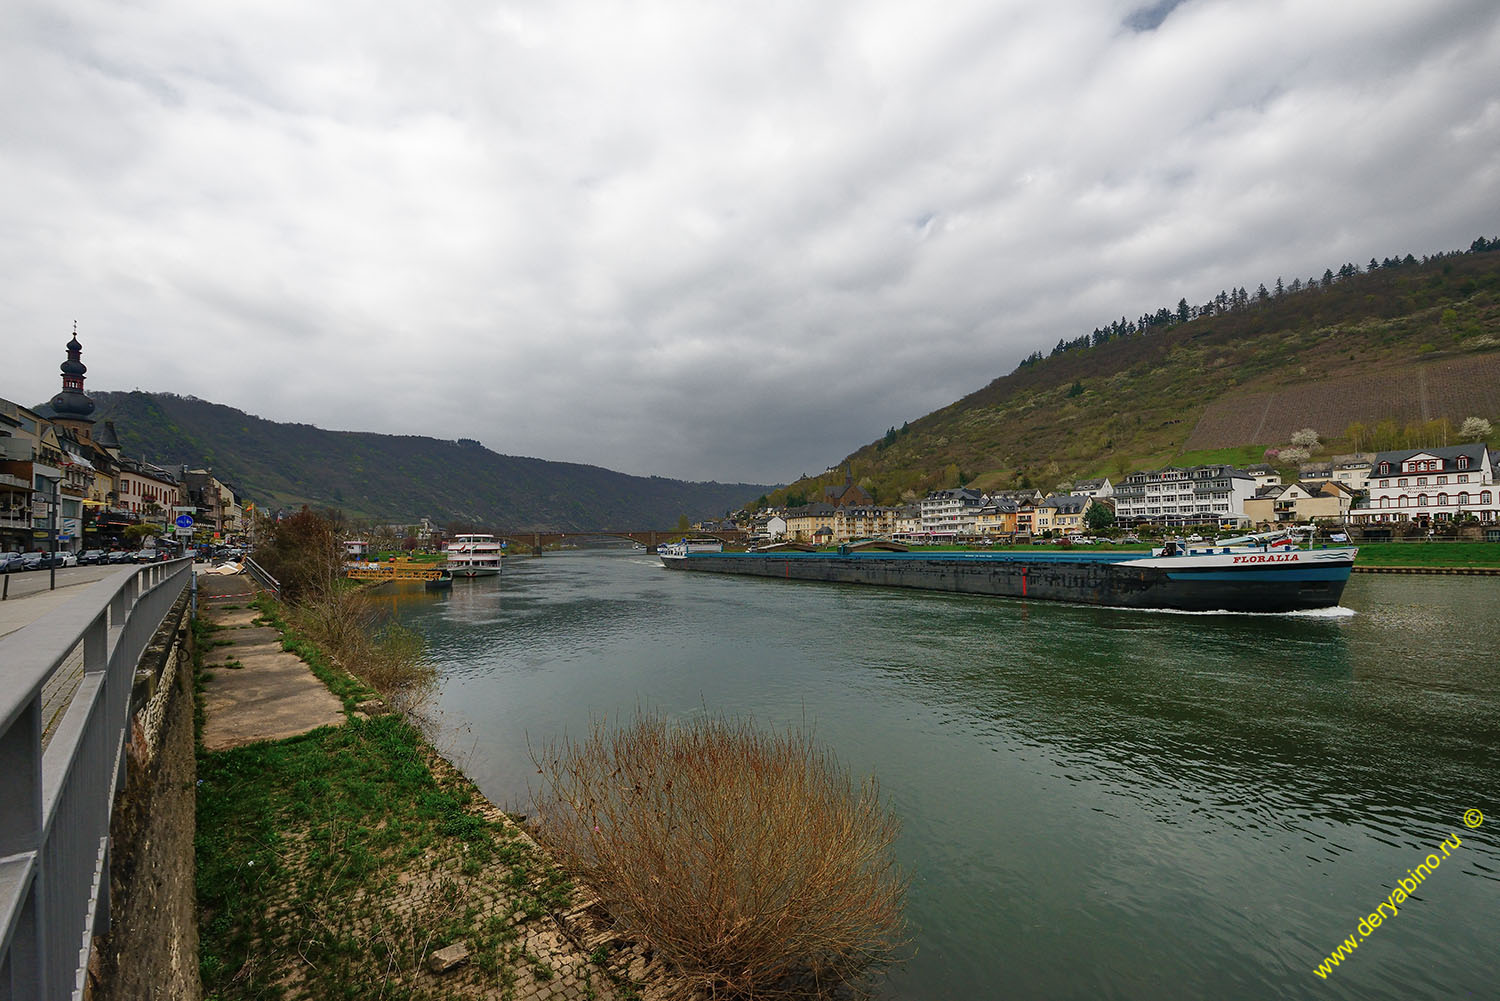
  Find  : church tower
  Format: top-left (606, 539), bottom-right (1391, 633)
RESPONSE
top-left (47, 323), bottom-right (97, 442)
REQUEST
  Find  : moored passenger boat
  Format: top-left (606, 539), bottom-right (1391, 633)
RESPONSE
top-left (445, 534), bottom-right (503, 577)
top-left (660, 534), bottom-right (1356, 612)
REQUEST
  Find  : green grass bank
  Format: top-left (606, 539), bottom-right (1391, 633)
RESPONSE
top-left (193, 598), bottom-right (652, 1001)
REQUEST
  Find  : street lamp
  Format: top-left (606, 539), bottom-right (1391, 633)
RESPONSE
top-left (37, 473), bottom-right (60, 591)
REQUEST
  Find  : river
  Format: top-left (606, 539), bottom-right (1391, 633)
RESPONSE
top-left (381, 548), bottom-right (1499, 1000)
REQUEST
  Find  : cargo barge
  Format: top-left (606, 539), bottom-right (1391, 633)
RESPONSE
top-left (659, 541), bottom-right (1358, 613)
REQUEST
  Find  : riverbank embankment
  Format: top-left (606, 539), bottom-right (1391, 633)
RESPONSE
top-left (193, 574), bottom-right (677, 999)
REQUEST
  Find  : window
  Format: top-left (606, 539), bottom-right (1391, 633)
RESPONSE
top-left (1438, 476), bottom-right (1447, 485)
top-left (1418, 494), bottom-right (1429, 507)
top-left (1459, 492), bottom-right (1470, 506)
top-left (1399, 478), bottom-right (1408, 487)
top-left (1484, 492), bottom-right (1494, 505)
top-left (1439, 493), bottom-right (1450, 506)
top-left (1459, 474), bottom-right (1469, 483)
top-left (1379, 462), bottom-right (1390, 475)
top-left (1381, 479), bottom-right (1389, 487)
top-left (1459, 456), bottom-right (1469, 469)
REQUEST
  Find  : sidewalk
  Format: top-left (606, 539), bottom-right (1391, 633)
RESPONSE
top-left (0, 565), bottom-right (122, 638)
top-left (197, 574), bottom-right (345, 750)
top-left (0, 565), bottom-right (131, 749)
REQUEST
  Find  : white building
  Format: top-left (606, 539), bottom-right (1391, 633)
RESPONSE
top-left (1112, 464), bottom-right (1256, 526)
top-left (894, 505), bottom-right (921, 539)
top-left (1331, 454), bottom-right (1375, 493)
top-left (920, 488), bottom-right (984, 537)
top-left (1242, 464), bottom-right (1282, 490)
top-left (1072, 477), bottom-right (1114, 499)
top-left (1355, 444), bottom-right (1497, 523)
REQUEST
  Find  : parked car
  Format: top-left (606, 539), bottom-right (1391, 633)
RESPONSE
top-left (0, 551), bottom-right (25, 573)
top-left (133, 549), bottom-right (161, 563)
top-left (106, 549), bottom-right (135, 564)
top-left (20, 552), bottom-right (60, 571)
top-left (53, 551), bottom-right (79, 567)
top-left (79, 549), bottom-right (107, 565)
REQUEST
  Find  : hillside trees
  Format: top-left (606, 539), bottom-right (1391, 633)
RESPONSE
top-left (1459, 417), bottom-right (1493, 442)
top-left (1019, 235), bottom-right (1498, 373)
top-left (1085, 503), bottom-right (1116, 532)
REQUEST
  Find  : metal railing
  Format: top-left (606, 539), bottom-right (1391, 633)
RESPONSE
top-left (241, 556), bottom-right (280, 599)
top-left (0, 558), bottom-right (193, 1001)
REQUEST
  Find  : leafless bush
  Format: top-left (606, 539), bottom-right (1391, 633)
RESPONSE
top-left (292, 587), bottom-right (436, 715)
top-left (251, 507), bottom-right (345, 603)
top-left (533, 711), bottom-right (907, 999)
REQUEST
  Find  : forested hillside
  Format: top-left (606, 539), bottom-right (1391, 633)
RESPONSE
top-left (763, 238), bottom-right (1500, 508)
top-left (91, 392), bottom-right (772, 530)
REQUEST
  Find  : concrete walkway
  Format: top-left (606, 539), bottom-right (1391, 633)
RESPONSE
top-left (196, 573), bottom-right (346, 751)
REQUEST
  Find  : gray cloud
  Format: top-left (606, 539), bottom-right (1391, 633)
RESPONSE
top-left (3, 0), bottom-right (1498, 484)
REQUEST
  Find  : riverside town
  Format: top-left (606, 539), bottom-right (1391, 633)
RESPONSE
top-left (7, 273), bottom-right (1499, 999)
top-left (5, 31), bottom-right (1500, 992)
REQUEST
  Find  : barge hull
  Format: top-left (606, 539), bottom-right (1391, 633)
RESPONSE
top-left (660, 552), bottom-right (1351, 613)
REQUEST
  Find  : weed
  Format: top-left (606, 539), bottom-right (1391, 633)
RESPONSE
top-left (534, 709), bottom-right (909, 999)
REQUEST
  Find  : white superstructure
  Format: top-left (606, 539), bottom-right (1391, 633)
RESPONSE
top-left (445, 533), bottom-right (503, 577)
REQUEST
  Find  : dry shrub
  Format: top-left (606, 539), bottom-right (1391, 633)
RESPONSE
top-left (251, 507), bottom-right (345, 603)
top-left (293, 587), bottom-right (436, 715)
top-left (533, 711), bottom-right (907, 999)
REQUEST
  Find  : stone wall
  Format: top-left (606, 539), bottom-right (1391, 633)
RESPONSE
top-left (88, 589), bottom-right (201, 1001)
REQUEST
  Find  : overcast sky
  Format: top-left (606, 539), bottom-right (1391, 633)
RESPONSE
top-left (3, 1), bottom-right (1498, 484)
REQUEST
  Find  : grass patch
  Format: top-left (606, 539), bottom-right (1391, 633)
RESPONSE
top-left (1352, 540), bottom-right (1500, 567)
top-left (193, 597), bottom-right (614, 1000)
top-left (1169, 445), bottom-right (1270, 469)
top-left (196, 715), bottom-right (581, 1000)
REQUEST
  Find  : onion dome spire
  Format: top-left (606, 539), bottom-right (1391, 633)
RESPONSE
top-left (50, 322), bottom-right (96, 422)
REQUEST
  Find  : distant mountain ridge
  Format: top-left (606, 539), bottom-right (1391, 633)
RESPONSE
top-left (767, 240), bottom-right (1500, 508)
top-left (90, 392), bottom-right (773, 531)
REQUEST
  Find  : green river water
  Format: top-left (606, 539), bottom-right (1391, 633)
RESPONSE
top-left (383, 548), bottom-right (1499, 1000)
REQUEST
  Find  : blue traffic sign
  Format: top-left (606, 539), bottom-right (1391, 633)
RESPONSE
top-left (175, 514), bottom-right (195, 529)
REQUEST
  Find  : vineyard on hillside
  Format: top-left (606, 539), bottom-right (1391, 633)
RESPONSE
top-left (1184, 352), bottom-right (1500, 449)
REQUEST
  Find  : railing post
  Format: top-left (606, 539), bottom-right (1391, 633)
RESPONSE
top-left (0, 697), bottom-right (46, 1001)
